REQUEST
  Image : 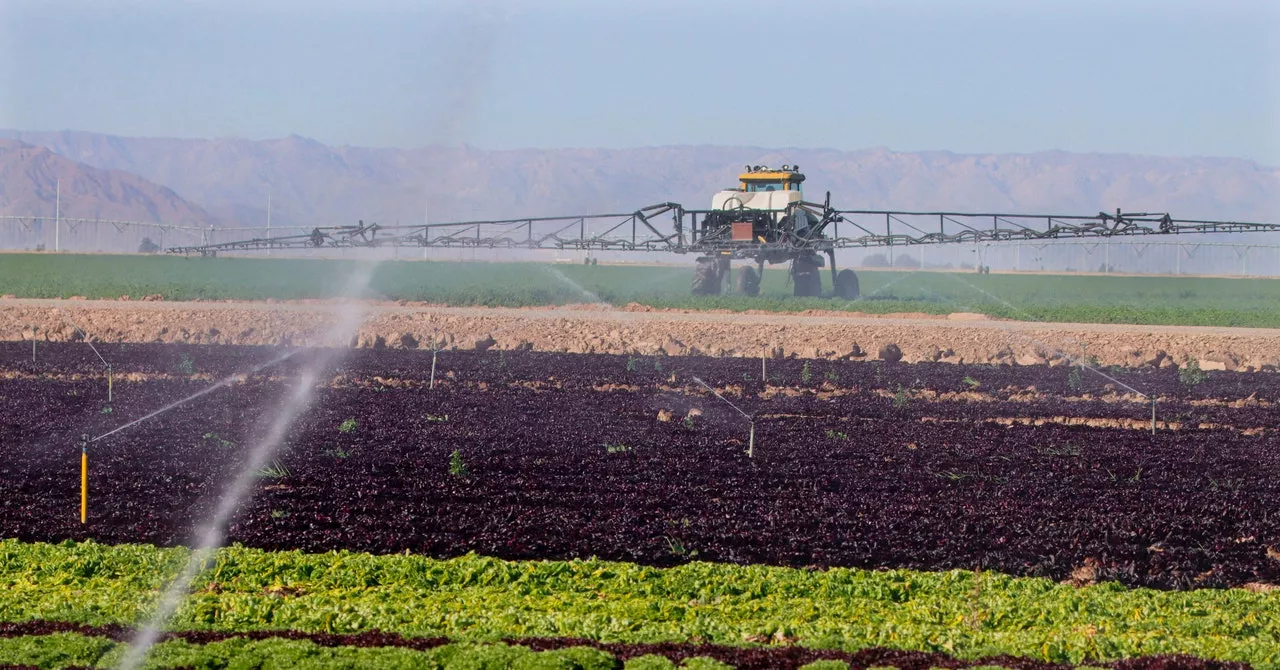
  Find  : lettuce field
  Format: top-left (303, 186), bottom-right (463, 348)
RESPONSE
top-left (0, 342), bottom-right (1277, 668)
top-left (5, 253), bottom-right (1280, 327)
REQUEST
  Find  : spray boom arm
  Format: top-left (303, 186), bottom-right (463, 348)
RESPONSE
top-left (167, 202), bottom-right (1279, 256)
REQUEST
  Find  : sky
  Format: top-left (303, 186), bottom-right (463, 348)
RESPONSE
top-left (1, 0), bottom-right (1278, 164)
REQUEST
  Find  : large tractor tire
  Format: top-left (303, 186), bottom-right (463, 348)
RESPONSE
top-left (692, 258), bottom-right (722, 296)
top-left (736, 266), bottom-right (761, 296)
top-left (791, 256), bottom-right (823, 298)
top-left (834, 269), bottom-right (860, 300)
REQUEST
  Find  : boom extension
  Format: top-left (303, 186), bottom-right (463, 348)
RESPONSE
top-left (168, 205), bottom-right (1280, 257)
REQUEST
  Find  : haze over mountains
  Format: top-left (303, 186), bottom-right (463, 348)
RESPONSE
top-left (0, 139), bottom-right (215, 224)
top-left (1, 129), bottom-right (1277, 248)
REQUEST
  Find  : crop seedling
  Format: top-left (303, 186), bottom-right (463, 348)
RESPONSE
top-left (100, 405), bottom-right (112, 414)
top-left (603, 443), bottom-right (630, 454)
top-left (324, 445), bottom-right (352, 459)
top-left (962, 375), bottom-right (980, 390)
top-left (800, 361), bottom-right (812, 383)
top-left (1040, 443), bottom-right (1081, 458)
top-left (1067, 366), bottom-right (1084, 391)
top-left (824, 369), bottom-right (840, 383)
top-left (825, 429), bottom-right (848, 440)
top-left (202, 432), bottom-right (235, 449)
top-left (1208, 477), bottom-right (1241, 492)
top-left (449, 449), bottom-right (469, 478)
top-left (653, 360), bottom-right (663, 372)
top-left (338, 418), bottom-right (358, 433)
top-left (270, 509), bottom-right (288, 519)
top-left (425, 414), bottom-right (449, 422)
top-left (176, 353), bottom-right (195, 375)
top-left (626, 355), bottom-right (637, 372)
top-left (663, 535), bottom-right (696, 558)
top-left (1180, 356), bottom-right (1208, 388)
top-left (682, 414), bottom-right (696, 430)
top-left (892, 384), bottom-right (910, 408)
top-left (255, 460), bottom-right (291, 479)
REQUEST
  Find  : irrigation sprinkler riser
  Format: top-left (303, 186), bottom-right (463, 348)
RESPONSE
top-left (80, 447), bottom-right (87, 524)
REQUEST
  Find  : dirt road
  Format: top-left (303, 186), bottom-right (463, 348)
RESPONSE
top-left (2, 298), bottom-right (1276, 370)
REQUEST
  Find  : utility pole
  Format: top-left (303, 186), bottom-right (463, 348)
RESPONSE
top-left (54, 178), bottom-right (60, 252)
top-left (266, 188), bottom-right (272, 257)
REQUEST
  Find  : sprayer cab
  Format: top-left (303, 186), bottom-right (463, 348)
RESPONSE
top-left (704, 165), bottom-right (821, 248)
top-left (710, 165), bottom-right (807, 218)
top-left (690, 164), bottom-right (850, 300)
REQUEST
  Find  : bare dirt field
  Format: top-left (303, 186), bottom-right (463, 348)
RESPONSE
top-left (2, 297), bottom-right (1277, 370)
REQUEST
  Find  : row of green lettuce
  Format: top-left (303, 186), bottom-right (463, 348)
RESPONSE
top-left (6, 253), bottom-right (1280, 327)
top-left (0, 540), bottom-right (1277, 665)
top-left (0, 633), bottom-right (819, 670)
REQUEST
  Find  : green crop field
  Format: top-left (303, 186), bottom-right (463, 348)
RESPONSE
top-left (3, 253), bottom-right (1280, 327)
top-left (1, 540), bottom-right (1276, 667)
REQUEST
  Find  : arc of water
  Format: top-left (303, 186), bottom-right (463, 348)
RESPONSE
top-left (118, 263), bottom-right (378, 670)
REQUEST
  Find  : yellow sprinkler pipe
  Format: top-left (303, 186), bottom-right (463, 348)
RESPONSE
top-left (80, 444), bottom-right (88, 524)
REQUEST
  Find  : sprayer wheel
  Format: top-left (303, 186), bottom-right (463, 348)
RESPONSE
top-left (835, 269), bottom-right (860, 300)
top-left (737, 266), bottom-right (761, 296)
top-left (791, 256), bottom-right (822, 297)
top-left (692, 258), bottom-right (722, 296)
top-left (794, 271), bottom-right (821, 297)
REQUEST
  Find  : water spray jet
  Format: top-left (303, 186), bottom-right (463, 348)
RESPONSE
top-left (867, 269), bottom-right (1165, 433)
top-left (691, 375), bottom-right (755, 458)
top-left (89, 349), bottom-right (301, 444)
top-left (117, 263), bottom-right (378, 670)
top-left (56, 310), bottom-right (116, 402)
top-left (939, 273), bottom-right (1151, 398)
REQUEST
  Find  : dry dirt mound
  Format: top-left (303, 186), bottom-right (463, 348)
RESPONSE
top-left (2, 298), bottom-right (1278, 370)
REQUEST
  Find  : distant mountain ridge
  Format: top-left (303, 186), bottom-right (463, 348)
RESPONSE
top-left (0, 138), bottom-right (216, 224)
top-left (2, 130), bottom-right (1276, 233)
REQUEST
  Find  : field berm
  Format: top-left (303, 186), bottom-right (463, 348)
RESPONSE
top-left (2, 298), bottom-right (1277, 370)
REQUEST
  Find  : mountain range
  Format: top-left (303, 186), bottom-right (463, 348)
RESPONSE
top-left (1, 129), bottom-right (1277, 252)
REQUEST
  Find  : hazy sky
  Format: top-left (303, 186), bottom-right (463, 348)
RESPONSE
top-left (2, 0), bottom-right (1278, 163)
